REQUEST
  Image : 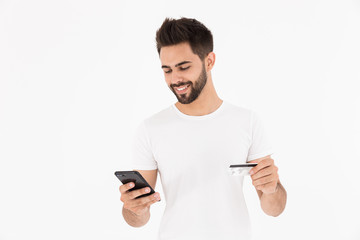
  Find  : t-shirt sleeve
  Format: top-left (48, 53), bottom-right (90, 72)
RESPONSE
top-left (131, 121), bottom-right (158, 170)
top-left (246, 110), bottom-right (275, 162)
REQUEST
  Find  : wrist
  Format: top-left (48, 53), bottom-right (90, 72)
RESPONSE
top-left (261, 181), bottom-right (280, 196)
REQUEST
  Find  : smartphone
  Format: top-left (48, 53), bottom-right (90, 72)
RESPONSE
top-left (114, 170), bottom-right (156, 199)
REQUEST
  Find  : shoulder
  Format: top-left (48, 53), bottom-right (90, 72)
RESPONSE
top-left (141, 104), bottom-right (175, 129)
top-left (223, 100), bottom-right (254, 119)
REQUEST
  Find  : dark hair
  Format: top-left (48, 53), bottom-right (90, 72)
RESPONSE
top-left (155, 17), bottom-right (213, 60)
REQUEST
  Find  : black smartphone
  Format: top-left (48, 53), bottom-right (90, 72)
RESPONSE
top-left (114, 170), bottom-right (156, 199)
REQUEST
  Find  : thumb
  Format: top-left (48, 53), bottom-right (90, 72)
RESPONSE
top-left (247, 159), bottom-right (259, 164)
top-left (247, 155), bottom-right (272, 164)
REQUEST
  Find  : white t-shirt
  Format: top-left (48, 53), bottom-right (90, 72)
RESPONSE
top-left (131, 100), bottom-right (274, 240)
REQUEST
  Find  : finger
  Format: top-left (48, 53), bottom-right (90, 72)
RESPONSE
top-left (251, 165), bottom-right (277, 181)
top-left (143, 192), bottom-right (161, 205)
top-left (145, 195), bottom-right (162, 207)
top-left (253, 174), bottom-right (277, 187)
top-left (130, 195), bottom-right (161, 215)
top-left (248, 155), bottom-right (272, 164)
top-left (128, 187), bottom-right (153, 200)
top-left (250, 158), bottom-right (274, 175)
top-left (148, 198), bottom-right (161, 206)
top-left (127, 192), bottom-right (161, 209)
top-left (119, 182), bottom-right (135, 194)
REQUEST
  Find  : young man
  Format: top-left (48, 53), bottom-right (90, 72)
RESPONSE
top-left (119, 17), bottom-right (287, 239)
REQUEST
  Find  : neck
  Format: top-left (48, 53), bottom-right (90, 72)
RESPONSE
top-left (175, 74), bottom-right (223, 116)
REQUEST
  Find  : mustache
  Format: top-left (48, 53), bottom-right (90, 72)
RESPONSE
top-left (171, 81), bottom-right (192, 88)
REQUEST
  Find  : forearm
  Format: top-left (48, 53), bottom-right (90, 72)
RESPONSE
top-left (260, 182), bottom-right (287, 217)
top-left (122, 206), bottom-right (150, 227)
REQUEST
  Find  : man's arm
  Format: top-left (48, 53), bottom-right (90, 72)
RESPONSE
top-left (122, 204), bottom-right (151, 227)
top-left (255, 180), bottom-right (287, 217)
top-left (248, 155), bottom-right (287, 217)
top-left (121, 169), bottom-right (159, 227)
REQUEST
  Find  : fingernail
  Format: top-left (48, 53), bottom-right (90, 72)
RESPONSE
top-left (145, 188), bottom-right (150, 193)
top-left (129, 183), bottom-right (134, 187)
top-left (249, 170), bottom-right (254, 175)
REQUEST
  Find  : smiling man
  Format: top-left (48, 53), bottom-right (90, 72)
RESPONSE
top-left (162, 51), bottom-right (208, 105)
top-left (119, 17), bottom-right (287, 240)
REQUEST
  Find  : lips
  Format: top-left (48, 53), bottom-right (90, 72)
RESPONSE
top-left (174, 84), bottom-right (190, 94)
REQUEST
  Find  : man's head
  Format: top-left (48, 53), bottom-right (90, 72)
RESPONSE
top-left (156, 18), bottom-right (215, 104)
top-left (156, 17), bottom-right (213, 60)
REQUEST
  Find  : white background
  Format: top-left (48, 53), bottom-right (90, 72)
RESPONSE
top-left (1, 0), bottom-right (360, 239)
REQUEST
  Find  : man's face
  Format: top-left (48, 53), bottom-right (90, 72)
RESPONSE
top-left (160, 42), bottom-right (207, 104)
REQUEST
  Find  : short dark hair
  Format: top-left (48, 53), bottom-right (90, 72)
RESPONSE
top-left (155, 17), bottom-right (213, 60)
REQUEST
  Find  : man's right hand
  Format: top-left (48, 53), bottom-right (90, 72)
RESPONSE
top-left (119, 182), bottom-right (161, 216)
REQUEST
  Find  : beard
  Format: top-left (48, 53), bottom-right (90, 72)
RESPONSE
top-left (169, 64), bottom-right (207, 104)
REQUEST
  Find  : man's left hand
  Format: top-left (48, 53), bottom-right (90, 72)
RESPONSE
top-left (248, 157), bottom-right (279, 194)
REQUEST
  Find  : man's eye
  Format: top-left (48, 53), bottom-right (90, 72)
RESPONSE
top-left (180, 66), bottom-right (190, 71)
top-left (165, 70), bottom-right (172, 74)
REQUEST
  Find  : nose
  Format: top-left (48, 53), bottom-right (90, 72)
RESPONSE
top-left (170, 70), bottom-right (184, 85)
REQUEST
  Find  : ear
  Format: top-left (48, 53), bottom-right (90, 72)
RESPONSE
top-left (205, 52), bottom-right (215, 71)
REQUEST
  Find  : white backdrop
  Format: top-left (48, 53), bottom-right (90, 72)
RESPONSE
top-left (1, 0), bottom-right (359, 239)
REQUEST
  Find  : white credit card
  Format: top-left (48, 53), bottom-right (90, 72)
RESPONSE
top-left (228, 163), bottom-right (258, 176)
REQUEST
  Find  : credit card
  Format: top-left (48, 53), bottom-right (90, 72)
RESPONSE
top-left (228, 163), bottom-right (258, 176)
top-left (229, 163), bottom-right (258, 168)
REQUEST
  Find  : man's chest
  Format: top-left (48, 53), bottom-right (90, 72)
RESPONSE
top-left (150, 121), bottom-right (251, 172)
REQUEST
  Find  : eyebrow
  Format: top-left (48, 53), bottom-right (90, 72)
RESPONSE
top-left (161, 61), bottom-right (192, 69)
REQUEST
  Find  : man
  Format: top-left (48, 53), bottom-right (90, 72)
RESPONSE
top-left (119, 17), bottom-right (287, 239)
